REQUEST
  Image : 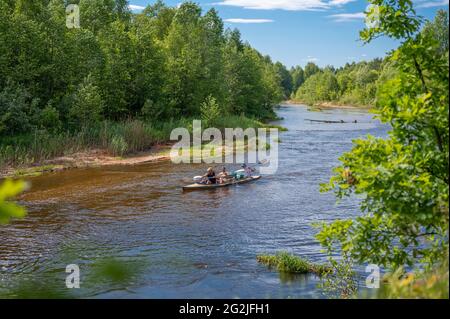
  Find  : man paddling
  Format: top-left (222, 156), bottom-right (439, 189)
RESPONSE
top-left (202, 167), bottom-right (217, 184)
top-left (242, 164), bottom-right (255, 178)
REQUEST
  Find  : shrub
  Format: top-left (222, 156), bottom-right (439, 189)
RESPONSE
top-left (39, 104), bottom-right (61, 132)
top-left (257, 252), bottom-right (330, 275)
top-left (200, 95), bottom-right (221, 126)
top-left (0, 81), bottom-right (39, 135)
top-left (69, 75), bottom-right (104, 126)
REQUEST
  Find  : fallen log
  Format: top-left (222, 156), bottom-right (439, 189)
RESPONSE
top-left (304, 119), bottom-right (358, 123)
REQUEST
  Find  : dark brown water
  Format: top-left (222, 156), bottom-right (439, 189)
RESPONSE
top-left (0, 105), bottom-right (389, 298)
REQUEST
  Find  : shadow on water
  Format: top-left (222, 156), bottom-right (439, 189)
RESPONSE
top-left (0, 104), bottom-right (390, 298)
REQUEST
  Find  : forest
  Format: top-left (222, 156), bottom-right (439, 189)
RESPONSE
top-left (0, 0), bottom-right (284, 168)
top-left (275, 10), bottom-right (448, 108)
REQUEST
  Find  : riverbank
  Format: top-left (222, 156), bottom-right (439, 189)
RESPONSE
top-left (0, 115), bottom-right (285, 178)
top-left (0, 146), bottom-right (172, 178)
top-left (285, 100), bottom-right (373, 109)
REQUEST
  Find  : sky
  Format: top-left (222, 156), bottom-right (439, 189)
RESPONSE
top-left (128, 0), bottom-right (449, 68)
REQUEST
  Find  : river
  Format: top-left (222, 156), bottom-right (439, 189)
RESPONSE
top-left (0, 104), bottom-right (389, 298)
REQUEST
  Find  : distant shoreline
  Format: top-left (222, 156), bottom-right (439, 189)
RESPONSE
top-left (283, 100), bottom-right (373, 110)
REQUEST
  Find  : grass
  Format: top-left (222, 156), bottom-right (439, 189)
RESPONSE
top-left (13, 165), bottom-right (63, 177)
top-left (377, 261), bottom-right (449, 299)
top-left (1, 115), bottom-right (287, 170)
top-left (257, 252), bottom-right (331, 276)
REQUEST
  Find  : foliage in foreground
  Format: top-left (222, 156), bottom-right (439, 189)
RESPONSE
top-left (257, 252), bottom-right (330, 276)
top-left (0, 179), bottom-right (27, 224)
top-left (317, 2), bottom-right (449, 298)
top-left (318, 256), bottom-right (358, 299)
top-left (378, 257), bottom-right (449, 299)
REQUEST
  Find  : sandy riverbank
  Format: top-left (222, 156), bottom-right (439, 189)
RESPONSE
top-left (0, 144), bottom-right (172, 178)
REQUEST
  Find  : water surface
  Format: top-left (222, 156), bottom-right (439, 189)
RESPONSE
top-left (0, 104), bottom-right (389, 298)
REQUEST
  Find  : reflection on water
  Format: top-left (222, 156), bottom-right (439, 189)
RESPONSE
top-left (0, 105), bottom-right (389, 298)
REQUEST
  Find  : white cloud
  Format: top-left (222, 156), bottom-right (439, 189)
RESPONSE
top-left (415, 0), bottom-right (449, 8)
top-left (303, 56), bottom-right (319, 62)
top-left (213, 0), bottom-right (357, 11)
top-left (328, 0), bottom-right (357, 5)
top-left (224, 18), bottom-right (275, 23)
top-left (328, 12), bottom-right (365, 22)
top-left (129, 4), bottom-right (145, 11)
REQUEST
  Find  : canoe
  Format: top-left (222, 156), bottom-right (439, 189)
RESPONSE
top-left (182, 176), bottom-right (261, 191)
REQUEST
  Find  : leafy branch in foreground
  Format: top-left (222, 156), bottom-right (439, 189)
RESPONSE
top-left (317, 1), bottom-right (448, 298)
top-left (0, 179), bottom-right (27, 224)
top-left (318, 256), bottom-right (358, 299)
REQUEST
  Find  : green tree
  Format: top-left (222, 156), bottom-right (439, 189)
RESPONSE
top-left (79, 0), bottom-right (115, 34)
top-left (295, 71), bottom-right (339, 105)
top-left (422, 9), bottom-right (449, 56)
top-left (290, 66), bottom-right (305, 94)
top-left (163, 2), bottom-right (207, 116)
top-left (304, 62), bottom-right (320, 80)
top-left (317, 0), bottom-right (449, 277)
top-left (0, 81), bottom-right (39, 135)
top-left (274, 62), bottom-right (293, 99)
top-left (200, 95), bottom-right (221, 126)
top-left (69, 75), bottom-right (105, 125)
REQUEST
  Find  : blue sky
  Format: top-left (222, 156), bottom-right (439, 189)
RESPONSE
top-left (128, 0), bottom-right (449, 68)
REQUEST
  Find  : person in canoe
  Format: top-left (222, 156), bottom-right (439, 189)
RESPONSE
top-left (242, 164), bottom-right (255, 178)
top-left (202, 167), bottom-right (217, 184)
top-left (217, 167), bottom-right (231, 184)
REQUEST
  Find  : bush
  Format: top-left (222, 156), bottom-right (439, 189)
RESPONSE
top-left (0, 81), bottom-right (39, 135)
top-left (69, 75), bottom-right (104, 126)
top-left (257, 252), bottom-right (330, 275)
top-left (200, 95), bottom-right (221, 126)
top-left (39, 104), bottom-right (61, 132)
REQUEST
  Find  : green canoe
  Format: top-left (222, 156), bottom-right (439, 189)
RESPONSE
top-left (182, 176), bottom-right (261, 191)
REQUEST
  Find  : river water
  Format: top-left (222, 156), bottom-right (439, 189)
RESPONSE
top-left (0, 104), bottom-right (389, 298)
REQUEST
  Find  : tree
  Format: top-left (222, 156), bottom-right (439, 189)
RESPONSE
top-left (200, 95), bottom-right (221, 126)
top-left (163, 2), bottom-right (208, 116)
top-left (292, 58), bottom-right (384, 106)
top-left (69, 75), bottom-right (104, 125)
top-left (290, 66), bottom-right (304, 95)
top-left (274, 62), bottom-right (293, 99)
top-left (304, 62), bottom-right (320, 80)
top-left (0, 0), bottom-right (285, 141)
top-left (318, 0), bottom-right (449, 274)
top-left (0, 81), bottom-right (39, 135)
top-left (295, 71), bottom-right (339, 105)
top-left (79, 0), bottom-right (115, 34)
top-left (422, 9), bottom-right (449, 56)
